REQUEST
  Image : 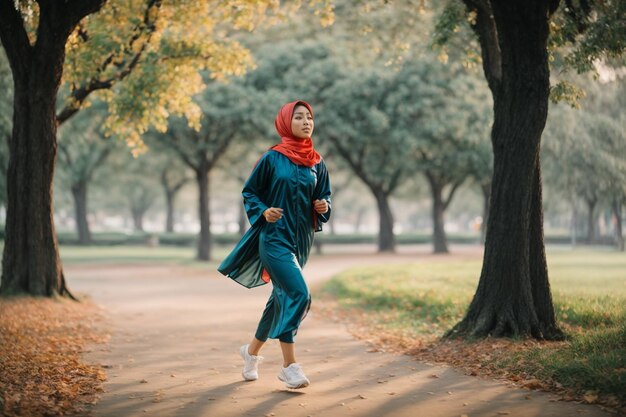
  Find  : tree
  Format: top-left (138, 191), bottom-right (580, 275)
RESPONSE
top-left (56, 104), bottom-right (121, 244)
top-left (543, 95), bottom-right (626, 250)
top-left (438, 0), bottom-right (626, 339)
top-left (159, 158), bottom-right (191, 234)
top-left (0, 0), bottom-right (107, 297)
top-left (388, 55), bottom-right (492, 253)
top-left (0, 0), bottom-right (333, 297)
top-left (142, 135), bottom-right (193, 233)
top-left (323, 70), bottom-right (413, 252)
top-left (153, 81), bottom-right (259, 261)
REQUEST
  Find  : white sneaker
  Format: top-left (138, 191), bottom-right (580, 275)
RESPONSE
top-left (240, 344), bottom-right (263, 381)
top-left (278, 363), bottom-right (310, 389)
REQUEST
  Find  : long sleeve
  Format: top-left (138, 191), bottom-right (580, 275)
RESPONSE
top-left (312, 159), bottom-right (332, 232)
top-left (242, 152), bottom-right (272, 227)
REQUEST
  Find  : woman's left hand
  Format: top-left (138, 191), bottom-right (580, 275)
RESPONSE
top-left (313, 199), bottom-right (329, 214)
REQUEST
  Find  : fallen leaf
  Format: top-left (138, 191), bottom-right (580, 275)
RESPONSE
top-left (583, 392), bottom-right (598, 403)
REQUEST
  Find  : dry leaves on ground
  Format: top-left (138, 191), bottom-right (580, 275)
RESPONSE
top-left (0, 295), bottom-right (109, 416)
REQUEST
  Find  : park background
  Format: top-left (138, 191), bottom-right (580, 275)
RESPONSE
top-left (0, 1), bottom-right (625, 416)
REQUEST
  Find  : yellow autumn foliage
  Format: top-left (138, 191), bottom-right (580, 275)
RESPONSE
top-left (46, 0), bottom-right (333, 151)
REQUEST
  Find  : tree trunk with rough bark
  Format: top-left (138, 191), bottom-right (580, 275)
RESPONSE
top-left (449, 0), bottom-right (563, 340)
top-left (71, 180), bottom-right (91, 245)
top-left (0, 0), bottom-right (106, 297)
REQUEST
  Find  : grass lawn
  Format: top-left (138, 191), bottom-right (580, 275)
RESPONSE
top-left (316, 247), bottom-right (626, 410)
top-left (57, 245), bottom-right (230, 268)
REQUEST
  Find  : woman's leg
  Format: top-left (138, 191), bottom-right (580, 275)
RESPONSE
top-left (280, 341), bottom-right (296, 367)
top-left (248, 337), bottom-right (265, 356)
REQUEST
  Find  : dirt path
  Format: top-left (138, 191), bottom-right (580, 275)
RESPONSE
top-left (70, 245), bottom-right (610, 417)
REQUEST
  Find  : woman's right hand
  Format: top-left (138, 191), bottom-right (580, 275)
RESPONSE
top-left (263, 207), bottom-right (284, 223)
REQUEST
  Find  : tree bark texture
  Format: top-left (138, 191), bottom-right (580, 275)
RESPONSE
top-left (449, 0), bottom-right (563, 340)
top-left (0, 0), bottom-right (107, 296)
top-left (71, 181), bottom-right (92, 245)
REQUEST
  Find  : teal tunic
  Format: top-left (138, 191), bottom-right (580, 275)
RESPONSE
top-left (218, 150), bottom-right (331, 341)
top-left (218, 150), bottom-right (331, 287)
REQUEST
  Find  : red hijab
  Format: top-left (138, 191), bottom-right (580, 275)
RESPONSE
top-left (271, 100), bottom-right (321, 167)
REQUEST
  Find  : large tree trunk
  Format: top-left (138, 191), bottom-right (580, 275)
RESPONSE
top-left (449, 0), bottom-right (563, 340)
top-left (613, 199), bottom-right (624, 251)
top-left (528, 160), bottom-right (562, 339)
top-left (371, 187), bottom-right (395, 252)
top-left (585, 196), bottom-right (597, 244)
top-left (196, 165), bottom-right (211, 261)
top-left (1, 11), bottom-right (68, 296)
top-left (427, 175), bottom-right (449, 254)
top-left (480, 182), bottom-right (491, 245)
top-left (71, 180), bottom-right (92, 245)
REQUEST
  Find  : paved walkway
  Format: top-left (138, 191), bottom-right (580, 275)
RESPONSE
top-left (70, 246), bottom-right (610, 417)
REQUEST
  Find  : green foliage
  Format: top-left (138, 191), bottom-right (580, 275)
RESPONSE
top-left (433, 0), bottom-right (626, 107)
top-left (549, 80), bottom-right (587, 108)
top-left (551, 0), bottom-right (626, 75)
top-left (542, 82), bottom-right (626, 208)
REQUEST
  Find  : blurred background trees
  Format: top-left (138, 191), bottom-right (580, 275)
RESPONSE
top-left (0, 0), bottom-right (623, 306)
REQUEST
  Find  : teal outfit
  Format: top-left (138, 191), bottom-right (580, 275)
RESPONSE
top-left (218, 150), bottom-right (331, 342)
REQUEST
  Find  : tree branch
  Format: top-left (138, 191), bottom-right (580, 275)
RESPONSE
top-left (328, 135), bottom-right (379, 191)
top-left (443, 179), bottom-right (464, 210)
top-left (64, 0), bottom-right (108, 28)
top-left (0, 0), bottom-right (32, 78)
top-left (462, 0), bottom-right (502, 91)
top-left (86, 146), bottom-right (111, 181)
top-left (57, 0), bottom-right (162, 124)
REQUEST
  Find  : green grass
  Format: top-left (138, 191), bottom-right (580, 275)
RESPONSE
top-left (317, 248), bottom-right (626, 403)
top-left (57, 245), bottom-right (231, 268)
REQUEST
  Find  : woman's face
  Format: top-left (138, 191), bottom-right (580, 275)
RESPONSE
top-left (291, 105), bottom-right (314, 139)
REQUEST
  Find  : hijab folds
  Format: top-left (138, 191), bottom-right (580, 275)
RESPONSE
top-left (271, 100), bottom-right (321, 167)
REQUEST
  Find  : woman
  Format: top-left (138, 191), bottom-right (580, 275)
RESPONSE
top-left (218, 100), bottom-right (331, 389)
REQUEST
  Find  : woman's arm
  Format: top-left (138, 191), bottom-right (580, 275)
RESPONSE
top-left (242, 152), bottom-right (272, 226)
top-left (313, 159), bottom-right (332, 231)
